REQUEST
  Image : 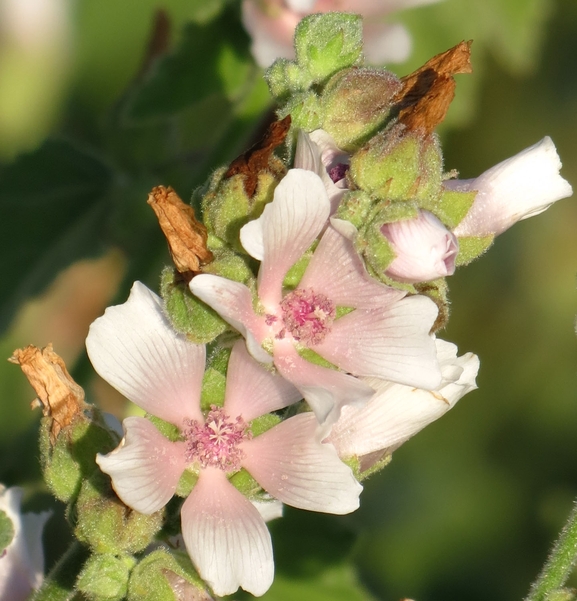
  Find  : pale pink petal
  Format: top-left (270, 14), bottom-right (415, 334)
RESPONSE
top-left (328, 340), bottom-right (479, 457)
top-left (299, 224), bottom-right (404, 310)
top-left (189, 275), bottom-right (271, 364)
top-left (315, 0), bottom-right (440, 15)
top-left (285, 0), bottom-right (317, 11)
top-left (86, 282), bottom-right (204, 425)
top-left (273, 340), bottom-right (374, 428)
top-left (96, 417), bottom-right (187, 515)
top-left (242, 413), bottom-right (362, 513)
top-left (452, 137), bottom-right (573, 237)
top-left (224, 340), bottom-right (302, 422)
top-left (363, 21), bottom-right (412, 64)
top-left (241, 169), bottom-right (330, 308)
top-left (181, 468), bottom-right (273, 597)
top-left (314, 295), bottom-right (441, 389)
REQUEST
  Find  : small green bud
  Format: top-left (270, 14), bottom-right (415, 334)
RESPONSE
top-left (349, 125), bottom-right (443, 203)
top-left (265, 58), bottom-right (311, 100)
top-left (0, 509), bottom-right (14, 554)
top-left (74, 473), bottom-right (163, 555)
top-left (200, 346), bottom-right (231, 410)
top-left (202, 166), bottom-right (283, 252)
top-left (294, 13), bottom-right (363, 85)
top-left (76, 553), bottom-right (136, 601)
top-left (321, 67), bottom-right (402, 152)
top-left (279, 91), bottom-right (323, 137)
top-left (454, 235), bottom-right (494, 266)
top-left (128, 549), bottom-right (210, 601)
top-left (336, 190), bottom-right (374, 230)
top-left (161, 267), bottom-right (228, 344)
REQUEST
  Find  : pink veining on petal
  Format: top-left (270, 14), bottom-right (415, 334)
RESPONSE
top-left (181, 467), bottom-right (274, 597)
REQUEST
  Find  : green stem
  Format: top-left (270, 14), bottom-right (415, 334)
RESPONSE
top-left (526, 500), bottom-right (577, 601)
top-left (31, 542), bottom-right (89, 601)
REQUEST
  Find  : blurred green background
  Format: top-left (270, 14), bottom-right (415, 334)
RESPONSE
top-left (1, 0), bottom-right (576, 599)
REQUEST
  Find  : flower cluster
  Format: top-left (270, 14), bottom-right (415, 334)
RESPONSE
top-left (82, 13), bottom-right (571, 599)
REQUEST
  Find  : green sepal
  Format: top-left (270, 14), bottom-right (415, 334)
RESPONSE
top-left (349, 125), bottom-right (443, 204)
top-left (296, 347), bottom-right (338, 370)
top-left (200, 345), bottom-right (231, 410)
top-left (249, 412), bottom-right (282, 438)
top-left (201, 247), bottom-right (256, 283)
top-left (415, 278), bottom-right (450, 333)
top-left (321, 67), bottom-right (402, 152)
top-left (128, 549), bottom-right (207, 601)
top-left (294, 14), bottom-right (363, 85)
top-left (229, 468), bottom-right (261, 498)
top-left (455, 234), bottom-right (495, 266)
top-left (283, 248), bottom-right (313, 290)
top-left (357, 451), bottom-right (393, 481)
top-left (336, 306), bottom-right (355, 319)
top-left (422, 186), bottom-right (477, 229)
top-left (0, 510), bottom-right (14, 555)
top-left (147, 415), bottom-right (181, 443)
top-left (335, 190), bottom-right (374, 230)
top-left (40, 410), bottom-right (119, 503)
top-left (76, 553), bottom-right (136, 601)
top-left (176, 469), bottom-right (198, 498)
top-left (161, 267), bottom-right (228, 344)
top-left (74, 473), bottom-right (163, 555)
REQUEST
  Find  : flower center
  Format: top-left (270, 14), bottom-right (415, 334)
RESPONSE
top-left (328, 163), bottom-right (349, 184)
top-left (183, 406), bottom-right (250, 472)
top-left (280, 288), bottom-right (336, 345)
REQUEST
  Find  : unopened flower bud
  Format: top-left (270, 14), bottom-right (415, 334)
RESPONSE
top-left (451, 137), bottom-right (573, 237)
top-left (381, 210), bottom-right (458, 283)
top-left (349, 124), bottom-right (443, 203)
top-left (76, 553), bottom-right (135, 601)
top-left (321, 67), bottom-right (402, 151)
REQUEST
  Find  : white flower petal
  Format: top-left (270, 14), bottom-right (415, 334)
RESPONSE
top-left (86, 281), bottom-right (205, 426)
top-left (181, 468), bottom-right (273, 597)
top-left (363, 21), bottom-right (412, 64)
top-left (224, 341), bottom-right (302, 422)
top-left (96, 417), bottom-right (187, 515)
top-left (329, 340), bottom-right (479, 457)
top-left (315, 295), bottom-right (442, 389)
top-left (242, 413), bottom-right (362, 514)
top-left (242, 169), bottom-right (330, 308)
top-left (452, 137), bottom-right (573, 237)
top-left (252, 498), bottom-right (284, 523)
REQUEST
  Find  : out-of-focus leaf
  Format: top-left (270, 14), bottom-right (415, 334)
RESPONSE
top-left (0, 139), bottom-right (113, 334)
top-left (0, 509), bottom-right (14, 555)
top-left (125, 5), bottom-right (254, 122)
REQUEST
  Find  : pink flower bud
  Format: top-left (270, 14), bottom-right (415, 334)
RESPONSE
top-left (451, 137), bottom-right (573, 237)
top-left (381, 210), bottom-right (458, 283)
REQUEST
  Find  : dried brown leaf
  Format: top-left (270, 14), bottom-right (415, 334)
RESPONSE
top-left (148, 186), bottom-right (213, 279)
top-left (9, 344), bottom-right (86, 444)
top-left (224, 114), bottom-right (292, 197)
top-left (393, 41), bottom-right (472, 134)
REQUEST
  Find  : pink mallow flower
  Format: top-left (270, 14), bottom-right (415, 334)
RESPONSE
top-left (190, 169), bottom-right (441, 428)
top-left (242, 0), bottom-right (441, 68)
top-left (450, 137), bottom-right (573, 238)
top-left (88, 282), bottom-right (361, 598)
top-left (0, 486), bottom-right (51, 601)
top-left (381, 210), bottom-right (459, 283)
top-left (327, 339), bottom-right (479, 470)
